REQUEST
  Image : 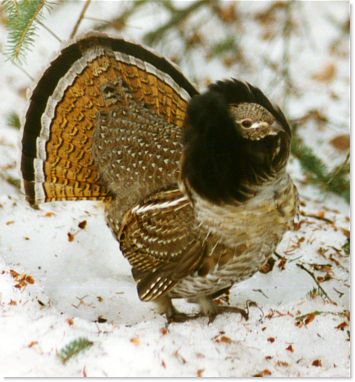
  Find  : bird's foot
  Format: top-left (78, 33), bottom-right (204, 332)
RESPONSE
top-left (155, 295), bottom-right (202, 324)
top-left (198, 295), bottom-right (249, 323)
top-left (166, 311), bottom-right (203, 324)
top-left (208, 305), bottom-right (249, 324)
top-left (157, 295), bottom-right (249, 324)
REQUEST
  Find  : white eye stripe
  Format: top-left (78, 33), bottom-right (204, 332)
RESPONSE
top-left (249, 121), bottom-right (270, 129)
top-left (229, 103), bottom-right (275, 125)
top-left (236, 120), bottom-right (269, 130)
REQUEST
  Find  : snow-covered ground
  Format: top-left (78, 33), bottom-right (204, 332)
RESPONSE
top-left (0, 1), bottom-right (350, 377)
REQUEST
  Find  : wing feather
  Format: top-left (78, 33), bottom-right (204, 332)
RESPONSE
top-left (119, 187), bottom-right (205, 301)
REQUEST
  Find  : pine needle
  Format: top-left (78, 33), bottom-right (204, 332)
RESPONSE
top-left (6, 111), bottom-right (21, 129)
top-left (291, 134), bottom-right (350, 203)
top-left (342, 238), bottom-right (350, 256)
top-left (208, 35), bottom-right (237, 57)
top-left (57, 337), bottom-right (93, 364)
top-left (3, 0), bottom-right (53, 63)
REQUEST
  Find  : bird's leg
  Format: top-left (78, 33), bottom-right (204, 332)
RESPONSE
top-left (198, 296), bottom-right (249, 324)
top-left (212, 305), bottom-right (249, 323)
top-left (154, 295), bottom-right (202, 323)
top-left (155, 295), bottom-right (249, 324)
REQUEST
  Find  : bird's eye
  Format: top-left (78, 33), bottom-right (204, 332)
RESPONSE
top-left (241, 118), bottom-right (253, 128)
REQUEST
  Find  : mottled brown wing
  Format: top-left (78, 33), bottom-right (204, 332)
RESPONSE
top-left (21, 32), bottom-right (198, 207)
top-left (118, 187), bottom-right (206, 302)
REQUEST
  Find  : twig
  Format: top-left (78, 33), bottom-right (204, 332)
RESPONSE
top-left (296, 263), bottom-right (335, 304)
top-left (246, 300), bottom-right (264, 322)
top-left (273, 251), bottom-right (284, 259)
top-left (70, 0), bottom-right (91, 39)
top-left (281, 2), bottom-right (293, 112)
top-left (327, 153), bottom-right (350, 185)
top-left (296, 2), bottom-right (316, 51)
top-left (302, 213), bottom-right (334, 225)
top-left (252, 289), bottom-right (269, 299)
top-left (333, 288), bottom-right (344, 298)
top-left (295, 309), bottom-right (347, 321)
top-left (13, 62), bottom-right (34, 81)
top-left (92, 0), bottom-right (148, 32)
top-left (143, 0), bottom-right (207, 45)
top-left (37, 19), bottom-right (61, 42)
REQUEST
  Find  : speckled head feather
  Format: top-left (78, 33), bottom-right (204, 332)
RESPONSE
top-left (181, 79), bottom-right (291, 205)
top-left (208, 79), bottom-right (291, 136)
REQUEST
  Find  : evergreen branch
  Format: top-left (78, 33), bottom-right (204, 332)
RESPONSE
top-left (291, 134), bottom-right (350, 203)
top-left (327, 153), bottom-right (349, 185)
top-left (1, 0), bottom-right (18, 16)
top-left (3, 0), bottom-right (53, 62)
top-left (92, 0), bottom-right (148, 32)
top-left (6, 111), bottom-right (21, 129)
top-left (58, 337), bottom-right (93, 364)
top-left (143, 0), bottom-right (207, 45)
top-left (342, 238), bottom-right (350, 256)
top-left (291, 134), bottom-right (328, 181)
top-left (208, 35), bottom-right (237, 58)
top-left (0, 173), bottom-right (21, 189)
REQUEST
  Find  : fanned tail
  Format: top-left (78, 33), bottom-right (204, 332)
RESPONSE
top-left (21, 32), bottom-right (198, 207)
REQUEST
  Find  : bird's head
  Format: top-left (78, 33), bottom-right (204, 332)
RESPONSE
top-left (181, 79), bottom-right (291, 205)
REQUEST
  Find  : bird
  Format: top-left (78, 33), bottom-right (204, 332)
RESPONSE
top-left (21, 32), bottom-right (298, 322)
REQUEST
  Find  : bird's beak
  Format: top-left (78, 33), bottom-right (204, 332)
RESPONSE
top-left (250, 120), bottom-right (284, 136)
top-left (269, 120), bottom-right (284, 135)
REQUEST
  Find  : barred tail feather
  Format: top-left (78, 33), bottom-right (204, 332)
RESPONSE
top-left (21, 32), bottom-right (197, 207)
top-left (21, 35), bottom-right (110, 206)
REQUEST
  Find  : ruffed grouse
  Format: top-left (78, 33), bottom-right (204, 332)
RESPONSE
top-left (21, 33), bottom-right (298, 322)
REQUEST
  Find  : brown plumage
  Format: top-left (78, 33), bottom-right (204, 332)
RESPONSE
top-left (21, 33), bottom-right (298, 322)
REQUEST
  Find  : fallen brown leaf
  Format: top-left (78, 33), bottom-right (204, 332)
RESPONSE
top-left (160, 327), bottom-right (167, 336)
top-left (276, 361), bottom-right (289, 367)
top-left (312, 63), bottom-right (336, 82)
top-left (312, 359), bottom-right (322, 367)
top-left (335, 321), bottom-right (348, 331)
top-left (305, 312), bottom-right (316, 325)
top-left (197, 369), bottom-right (204, 377)
top-left (78, 220), bottom-right (87, 229)
top-left (260, 257), bottom-right (276, 273)
top-left (330, 134), bottom-right (350, 152)
top-left (130, 337), bottom-right (140, 346)
top-left (253, 369), bottom-right (272, 377)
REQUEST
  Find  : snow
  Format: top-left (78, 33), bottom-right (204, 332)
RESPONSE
top-left (0, 1), bottom-right (350, 377)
